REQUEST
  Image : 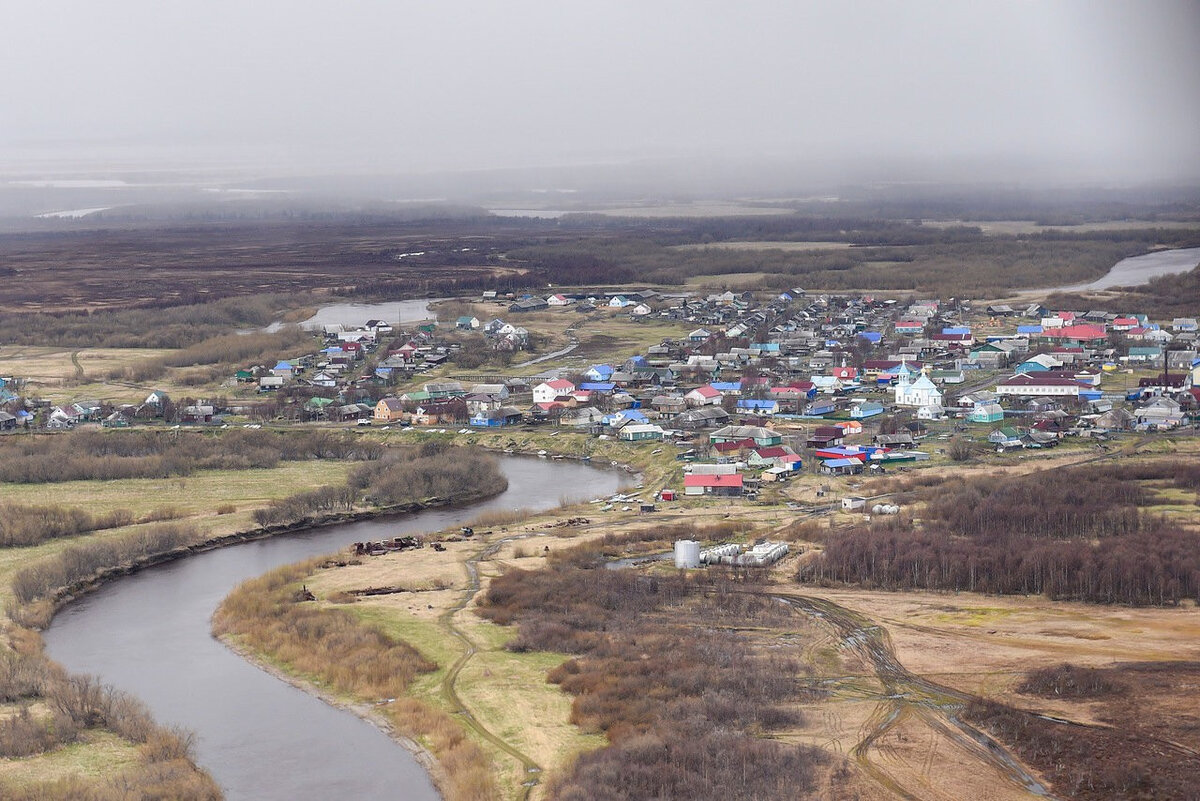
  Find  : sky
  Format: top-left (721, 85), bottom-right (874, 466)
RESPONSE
top-left (2, 1), bottom-right (1199, 184)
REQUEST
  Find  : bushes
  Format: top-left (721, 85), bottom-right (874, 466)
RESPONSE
top-left (249, 445), bottom-right (507, 529)
top-left (251, 485), bottom-right (358, 527)
top-left (350, 446), bottom-right (507, 507)
top-left (0, 429), bottom-right (382, 484)
top-left (479, 562), bottom-right (826, 801)
top-left (1018, 664), bottom-right (1125, 699)
top-left (9, 524), bottom-right (196, 607)
top-left (0, 504), bottom-right (135, 547)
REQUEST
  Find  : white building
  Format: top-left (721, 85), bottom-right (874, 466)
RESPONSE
top-left (894, 370), bottom-right (943, 408)
top-left (533, 379), bottom-right (576, 404)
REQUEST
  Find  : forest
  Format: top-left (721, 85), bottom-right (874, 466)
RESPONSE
top-left (798, 462), bottom-right (1200, 605)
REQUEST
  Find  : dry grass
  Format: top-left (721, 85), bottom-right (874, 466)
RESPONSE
top-left (215, 557), bottom-right (499, 801)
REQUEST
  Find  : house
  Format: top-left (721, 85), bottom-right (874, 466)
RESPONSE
top-left (258, 375), bottom-right (285, 391)
top-left (533, 379), bottom-right (576, 404)
top-left (424, 381), bottom-right (465, 399)
top-left (736, 398), bottom-right (778, 415)
top-left (510, 297), bottom-right (549, 313)
top-left (470, 407), bottom-right (524, 427)
top-left (685, 385), bottom-right (723, 406)
top-left (835, 420), bottom-right (863, 436)
top-left (841, 496), bottom-right (867, 511)
top-left (309, 371), bottom-right (338, 388)
top-left (804, 398), bottom-right (838, 417)
top-left (619, 424), bottom-right (665, 442)
top-left (1094, 407), bottom-right (1135, 431)
top-left (608, 295), bottom-right (634, 308)
top-left (850, 400), bottom-right (885, 419)
top-left (821, 458), bottom-right (864, 476)
top-left (271, 361), bottom-right (295, 378)
top-left (988, 427), bottom-right (1025, 449)
top-left (373, 398), bottom-right (407, 423)
top-left (181, 405), bottom-right (215, 424)
top-left (709, 425), bottom-right (783, 448)
top-left (747, 446), bottom-right (800, 469)
top-left (689, 328), bottom-right (712, 342)
top-left (1135, 396), bottom-right (1184, 429)
top-left (807, 426), bottom-right (845, 448)
top-left (584, 364), bottom-right (615, 382)
top-left (456, 316), bottom-right (481, 330)
top-left (968, 402), bottom-right (1005, 423)
top-left (675, 406), bottom-right (731, 430)
top-left (651, 395), bottom-right (687, 416)
top-left (0, 411), bottom-right (16, 431)
top-left (412, 400), bottom-right (468, 425)
top-left (917, 405), bottom-right (945, 421)
top-left (683, 473), bottom-right (744, 497)
top-left (547, 294), bottom-right (572, 306)
top-left (144, 390), bottom-right (171, 408)
top-left (1016, 353), bottom-right (1063, 373)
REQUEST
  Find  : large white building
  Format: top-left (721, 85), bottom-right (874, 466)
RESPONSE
top-left (894, 370), bottom-right (943, 408)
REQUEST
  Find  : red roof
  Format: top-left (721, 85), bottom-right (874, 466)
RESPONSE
top-left (684, 474), bottom-right (743, 488)
top-left (1047, 324), bottom-right (1107, 341)
top-left (544, 379), bottom-right (574, 390)
top-left (754, 446), bottom-right (789, 458)
top-left (690, 385), bottom-right (721, 398)
top-left (713, 438), bottom-right (755, 453)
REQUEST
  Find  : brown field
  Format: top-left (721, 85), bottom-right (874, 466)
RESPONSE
top-left (0, 222), bottom-right (529, 312)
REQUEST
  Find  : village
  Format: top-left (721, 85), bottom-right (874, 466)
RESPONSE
top-left (3, 287), bottom-right (1198, 501)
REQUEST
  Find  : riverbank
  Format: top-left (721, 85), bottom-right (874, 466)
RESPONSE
top-left (41, 456), bottom-right (627, 801)
top-left (217, 603), bottom-right (453, 801)
top-left (0, 446), bottom-right (513, 800)
top-left (10, 485), bottom-right (507, 631)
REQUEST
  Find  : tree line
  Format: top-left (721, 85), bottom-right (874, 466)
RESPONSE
top-left (798, 462), bottom-right (1200, 605)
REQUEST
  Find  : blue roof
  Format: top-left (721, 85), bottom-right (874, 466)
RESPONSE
top-left (587, 364), bottom-right (614, 377)
top-left (603, 410), bottom-right (649, 425)
top-left (1017, 325), bottom-right (1043, 334)
top-left (857, 331), bottom-right (882, 343)
top-left (711, 381), bottom-right (742, 392)
top-left (274, 361), bottom-right (293, 370)
top-left (580, 382), bottom-right (616, 391)
top-left (942, 326), bottom-right (971, 335)
top-left (823, 458), bottom-right (861, 468)
top-left (737, 399), bottom-right (776, 409)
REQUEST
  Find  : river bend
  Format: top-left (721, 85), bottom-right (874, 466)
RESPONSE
top-left (45, 457), bottom-right (628, 801)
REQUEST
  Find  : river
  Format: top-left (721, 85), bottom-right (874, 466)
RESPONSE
top-left (44, 457), bottom-right (629, 801)
top-left (265, 298), bottom-right (446, 332)
top-left (1051, 246), bottom-right (1200, 292)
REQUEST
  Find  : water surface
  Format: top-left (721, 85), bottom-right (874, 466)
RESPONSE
top-left (45, 457), bottom-right (628, 801)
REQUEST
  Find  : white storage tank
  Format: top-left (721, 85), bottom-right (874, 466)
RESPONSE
top-left (674, 539), bottom-right (701, 569)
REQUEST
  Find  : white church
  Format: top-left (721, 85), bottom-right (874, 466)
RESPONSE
top-left (893, 362), bottom-right (943, 409)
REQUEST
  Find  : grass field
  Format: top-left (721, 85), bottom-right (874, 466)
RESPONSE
top-left (673, 241), bottom-right (854, 252)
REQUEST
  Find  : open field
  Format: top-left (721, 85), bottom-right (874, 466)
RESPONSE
top-left (921, 219), bottom-right (1200, 235)
top-left (673, 241), bottom-right (855, 251)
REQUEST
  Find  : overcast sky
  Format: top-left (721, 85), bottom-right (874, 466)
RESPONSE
top-left (3, 1), bottom-right (1198, 183)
